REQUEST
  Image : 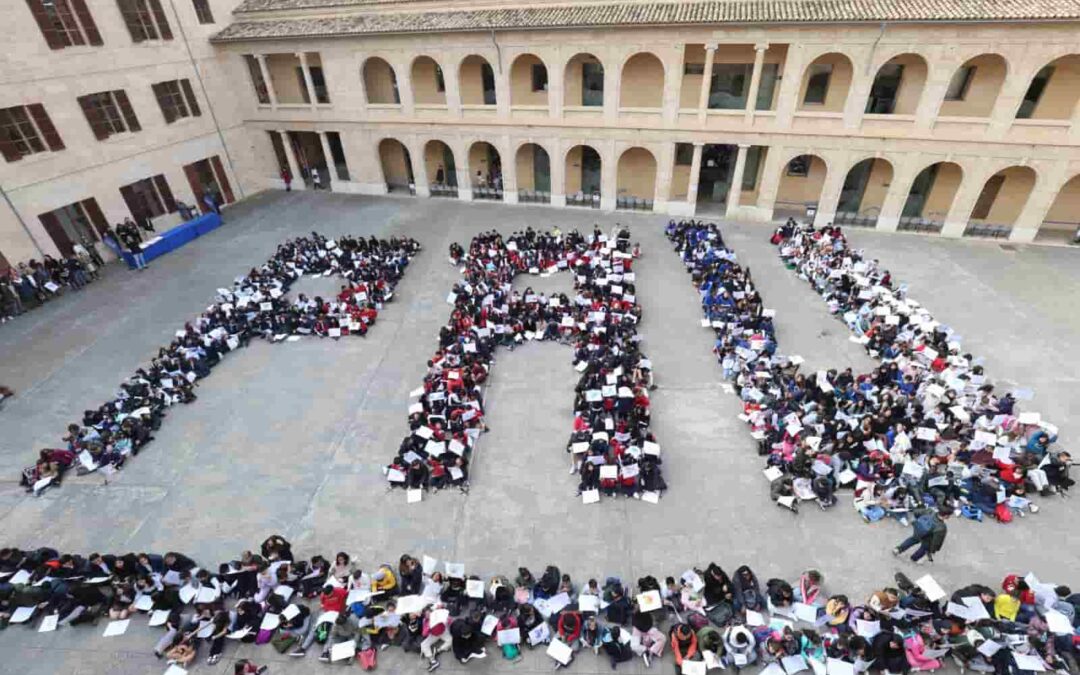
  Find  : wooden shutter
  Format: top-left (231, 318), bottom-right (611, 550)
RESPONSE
top-left (28, 104), bottom-right (65, 150)
top-left (77, 94), bottom-right (109, 140)
top-left (69, 0), bottom-right (102, 45)
top-left (152, 83), bottom-right (177, 123)
top-left (210, 155), bottom-right (235, 203)
top-left (114, 90), bottom-right (140, 132)
top-left (148, 0), bottom-right (172, 39)
top-left (39, 211), bottom-right (75, 256)
top-left (180, 79), bottom-right (201, 117)
top-left (153, 174), bottom-right (177, 212)
top-left (80, 198), bottom-right (108, 237)
top-left (25, 0), bottom-right (66, 49)
top-left (184, 163), bottom-right (208, 212)
top-left (117, 0), bottom-right (144, 42)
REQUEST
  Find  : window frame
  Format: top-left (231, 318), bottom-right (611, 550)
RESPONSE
top-left (0, 106), bottom-right (48, 159)
top-left (191, 0), bottom-right (213, 23)
top-left (803, 63), bottom-right (833, 105)
top-left (944, 64), bottom-right (976, 102)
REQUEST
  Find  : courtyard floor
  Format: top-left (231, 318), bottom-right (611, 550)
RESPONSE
top-left (0, 191), bottom-right (1077, 674)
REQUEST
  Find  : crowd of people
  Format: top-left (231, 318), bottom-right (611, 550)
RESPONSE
top-left (1, 244), bottom-right (104, 323)
top-left (0, 537), bottom-right (1078, 675)
top-left (666, 219), bottom-right (1072, 524)
top-left (18, 233), bottom-right (419, 494)
top-left (384, 226), bottom-right (667, 501)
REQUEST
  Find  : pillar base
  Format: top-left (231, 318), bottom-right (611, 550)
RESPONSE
top-left (415, 185), bottom-right (431, 198)
top-left (940, 221), bottom-right (966, 239)
top-left (503, 191), bottom-right (519, 204)
top-left (653, 198), bottom-right (668, 214)
top-left (551, 194), bottom-right (566, 208)
top-left (1008, 228), bottom-right (1037, 244)
top-left (666, 201), bottom-right (696, 217)
top-left (600, 196), bottom-right (616, 212)
top-left (812, 210), bottom-right (834, 228)
top-left (876, 215), bottom-right (900, 233)
top-left (458, 187), bottom-right (473, 201)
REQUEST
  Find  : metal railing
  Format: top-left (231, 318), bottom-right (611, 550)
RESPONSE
top-left (429, 183), bottom-right (457, 198)
top-left (567, 191), bottom-right (601, 209)
top-left (616, 196), bottom-right (654, 211)
top-left (472, 186), bottom-right (504, 201)
top-left (896, 217), bottom-right (944, 234)
top-left (963, 223), bottom-right (1012, 239)
top-left (518, 189), bottom-right (551, 204)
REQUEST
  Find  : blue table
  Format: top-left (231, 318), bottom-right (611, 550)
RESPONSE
top-left (120, 213), bottom-right (222, 268)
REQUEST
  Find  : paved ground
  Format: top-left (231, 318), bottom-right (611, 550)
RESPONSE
top-left (0, 192), bottom-right (1076, 675)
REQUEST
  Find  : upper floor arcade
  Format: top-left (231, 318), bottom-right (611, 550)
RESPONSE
top-left (219, 22), bottom-right (1080, 145)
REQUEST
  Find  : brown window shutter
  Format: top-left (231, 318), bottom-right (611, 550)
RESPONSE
top-left (153, 174), bottom-right (177, 212)
top-left (25, 0), bottom-right (66, 49)
top-left (39, 211), bottom-right (75, 256)
top-left (184, 163), bottom-right (208, 212)
top-left (152, 83), bottom-right (177, 123)
top-left (77, 94), bottom-right (109, 140)
top-left (114, 90), bottom-right (140, 132)
top-left (69, 0), bottom-right (102, 45)
top-left (117, 0), bottom-right (144, 42)
top-left (210, 155), bottom-right (235, 203)
top-left (180, 79), bottom-right (201, 116)
top-left (28, 103), bottom-right (65, 150)
top-left (80, 198), bottom-right (108, 237)
top-left (148, 0), bottom-right (172, 39)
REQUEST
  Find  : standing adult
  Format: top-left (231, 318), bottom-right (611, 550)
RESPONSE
top-left (281, 167), bottom-right (292, 191)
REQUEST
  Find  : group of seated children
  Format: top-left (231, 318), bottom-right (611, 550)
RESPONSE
top-left (666, 220), bottom-right (1071, 522)
top-left (19, 233), bottom-right (420, 494)
top-left (386, 226), bottom-right (666, 501)
top-left (1, 537), bottom-right (1078, 675)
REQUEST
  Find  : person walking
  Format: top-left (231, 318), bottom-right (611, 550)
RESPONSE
top-left (281, 167), bottom-right (292, 191)
top-left (892, 506), bottom-right (950, 564)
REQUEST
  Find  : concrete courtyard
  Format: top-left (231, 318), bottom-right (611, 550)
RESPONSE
top-left (0, 191), bottom-right (1076, 674)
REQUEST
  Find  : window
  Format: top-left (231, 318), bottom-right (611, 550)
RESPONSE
top-left (117, 0), bottom-right (172, 42)
top-left (803, 64), bottom-right (832, 105)
top-left (38, 199), bottom-right (107, 255)
top-left (786, 155), bottom-right (810, 177)
top-left (865, 63), bottom-right (904, 114)
top-left (531, 63), bottom-right (548, 92)
top-left (741, 147), bottom-right (764, 191)
top-left (435, 65), bottom-right (445, 92)
top-left (970, 175), bottom-right (1004, 220)
top-left (245, 55), bottom-right (270, 104)
top-left (944, 65), bottom-right (976, 101)
top-left (481, 63), bottom-right (496, 105)
top-left (151, 79), bottom-right (201, 123)
top-left (309, 66), bottom-right (330, 103)
top-left (582, 61), bottom-right (604, 106)
top-left (683, 63), bottom-right (705, 75)
top-left (183, 156), bottom-right (234, 211)
top-left (0, 104), bottom-right (65, 162)
top-left (119, 175), bottom-right (176, 223)
top-left (675, 143), bottom-right (695, 166)
top-left (707, 64), bottom-right (748, 109)
top-left (26, 0), bottom-right (103, 48)
top-left (1016, 66), bottom-right (1054, 119)
top-left (191, 0), bottom-right (213, 23)
top-left (77, 90), bottom-right (140, 139)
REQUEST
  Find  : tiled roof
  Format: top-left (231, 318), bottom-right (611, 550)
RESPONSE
top-left (213, 0), bottom-right (1080, 42)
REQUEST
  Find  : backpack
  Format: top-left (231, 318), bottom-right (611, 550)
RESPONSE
top-left (358, 647), bottom-right (377, 670)
top-left (272, 631), bottom-right (298, 653)
top-left (994, 504), bottom-right (1013, 523)
top-left (314, 621), bottom-right (331, 644)
top-left (501, 644), bottom-right (521, 660)
top-left (539, 566), bottom-right (560, 595)
top-left (706, 602), bottom-right (734, 626)
top-left (688, 612), bottom-right (710, 630)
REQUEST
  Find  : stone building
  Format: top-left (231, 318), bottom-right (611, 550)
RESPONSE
top-left (4, 0), bottom-right (1080, 267)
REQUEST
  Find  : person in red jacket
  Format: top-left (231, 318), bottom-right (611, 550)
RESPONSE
top-left (319, 584), bottom-right (347, 614)
top-left (670, 623), bottom-right (698, 666)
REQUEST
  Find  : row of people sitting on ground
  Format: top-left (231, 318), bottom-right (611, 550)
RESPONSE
top-left (0, 536), bottom-right (1077, 674)
top-left (386, 226), bottom-right (666, 501)
top-left (19, 233), bottom-right (420, 494)
top-left (665, 220), bottom-right (1072, 520)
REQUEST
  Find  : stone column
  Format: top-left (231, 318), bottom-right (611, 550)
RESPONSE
top-left (255, 54), bottom-right (277, 106)
top-left (697, 44), bottom-right (717, 122)
top-left (654, 142), bottom-right (676, 212)
top-left (662, 45), bottom-right (684, 125)
top-left (744, 43), bottom-right (769, 122)
top-left (501, 136), bottom-right (518, 204)
top-left (445, 60), bottom-right (463, 118)
top-left (600, 140), bottom-right (617, 212)
top-left (875, 155), bottom-right (921, 232)
top-left (550, 138), bottom-right (566, 207)
top-left (397, 60), bottom-right (416, 116)
top-left (754, 145), bottom-right (786, 222)
top-left (297, 52), bottom-right (317, 106)
top-left (279, 130), bottom-right (305, 190)
top-left (726, 144), bottom-right (750, 214)
top-left (411, 138), bottom-right (430, 198)
top-left (686, 142), bottom-right (704, 214)
top-left (318, 131), bottom-right (337, 188)
top-left (603, 54), bottom-right (620, 124)
top-left (940, 167), bottom-right (991, 238)
top-left (773, 44), bottom-right (805, 127)
top-left (1009, 162), bottom-right (1067, 243)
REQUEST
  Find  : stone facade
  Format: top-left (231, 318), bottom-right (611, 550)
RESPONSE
top-left (4, 0), bottom-right (1080, 267)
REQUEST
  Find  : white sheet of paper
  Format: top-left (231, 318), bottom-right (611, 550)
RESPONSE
top-left (637, 589), bottom-right (662, 612)
top-left (163, 666), bottom-right (188, 675)
top-left (827, 658), bottom-right (855, 675)
top-left (134, 594), bottom-right (154, 611)
top-left (977, 641), bottom-right (1003, 657)
top-left (178, 585), bottom-right (197, 604)
top-left (498, 628), bottom-right (521, 645)
top-left (1044, 609), bottom-right (1074, 635)
top-left (197, 586), bottom-right (219, 604)
top-left (547, 638), bottom-right (574, 665)
top-left (784, 655), bottom-right (810, 674)
top-left (445, 562), bottom-right (465, 579)
top-left (745, 609), bottom-right (766, 626)
top-left (682, 660), bottom-right (708, 675)
top-left (915, 574), bottom-right (947, 602)
top-left (599, 465), bottom-right (618, 480)
top-left (37, 614), bottom-right (58, 633)
top-left (407, 489), bottom-right (422, 504)
top-left (1012, 654), bottom-right (1047, 672)
top-left (855, 619), bottom-right (880, 638)
top-left (466, 579), bottom-right (485, 599)
top-left (579, 594), bottom-right (600, 613)
top-left (149, 609), bottom-right (170, 627)
top-left (196, 621), bottom-right (214, 638)
top-left (331, 639), bottom-right (356, 662)
top-left (282, 604), bottom-right (301, 621)
top-left (793, 602), bottom-right (818, 623)
top-left (481, 614), bottom-right (499, 635)
top-left (582, 489), bottom-right (600, 504)
top-left (260, 613), bottom-right (280, 631)
top-left (102, 619), bottom-right (130, 637)
top-left (642, 491), bottom-right (660, 504)
top-left (227, 627), bottom-right (252, 640)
